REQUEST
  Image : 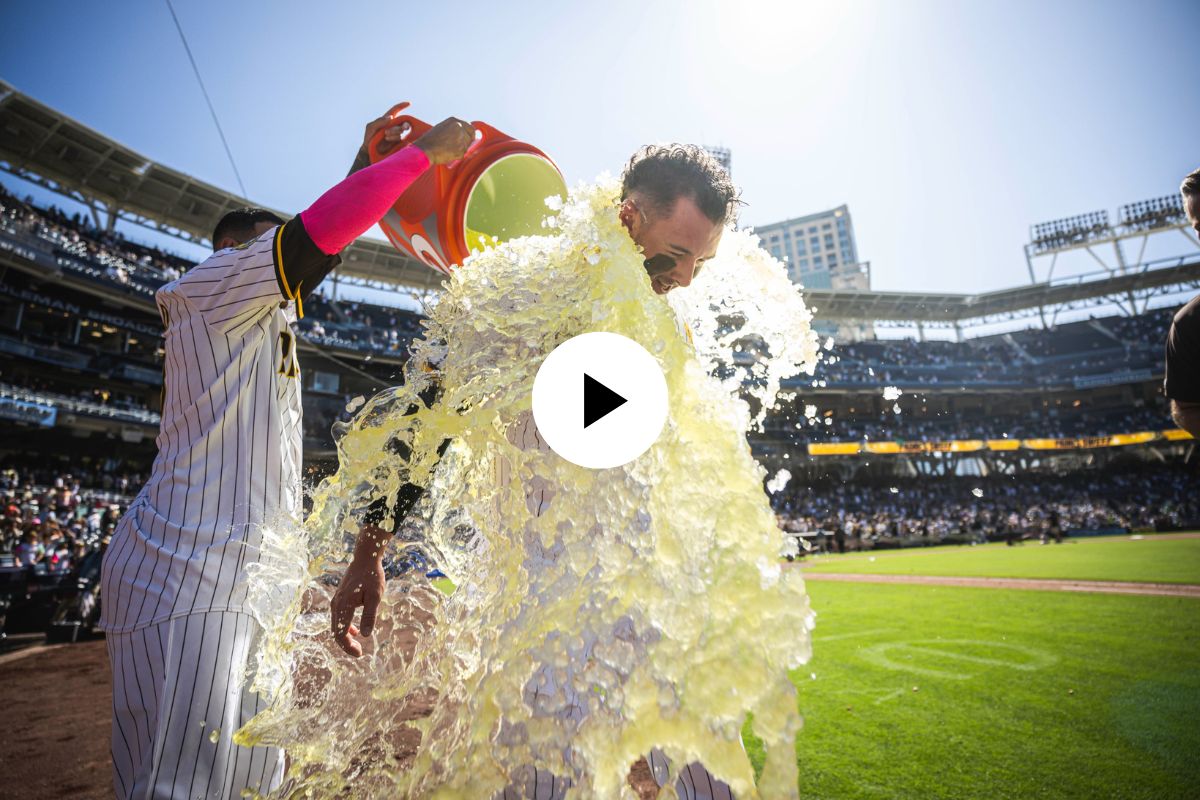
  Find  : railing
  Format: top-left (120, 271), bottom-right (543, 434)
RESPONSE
top-left (0, 382), bottom-right (159, 426)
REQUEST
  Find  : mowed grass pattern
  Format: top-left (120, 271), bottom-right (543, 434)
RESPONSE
top-left (797, 534), bottom-right (1200, 585)
top-left (781, 582), bottom-right (1200, 800)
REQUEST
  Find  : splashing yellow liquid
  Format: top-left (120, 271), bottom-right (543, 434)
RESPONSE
top-left (237, 177), bottom-right (821, 799)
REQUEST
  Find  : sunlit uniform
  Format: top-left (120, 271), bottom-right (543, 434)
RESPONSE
top-left (100, 220), bottom-right (337, 800)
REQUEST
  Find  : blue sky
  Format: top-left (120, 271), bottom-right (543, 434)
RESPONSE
top-left (1, 0), bottom-right (1197, 297)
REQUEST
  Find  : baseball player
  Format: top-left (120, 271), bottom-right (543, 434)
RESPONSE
top-left (98, 108), bottom-right (474, 800)
top-left (331, 144), bottom-right (740, 799)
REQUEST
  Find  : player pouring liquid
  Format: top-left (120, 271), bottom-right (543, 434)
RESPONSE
top-left (98, 108), bottom-right (474, 800)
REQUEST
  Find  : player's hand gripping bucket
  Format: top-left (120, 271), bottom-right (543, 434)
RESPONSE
top-left (369, 103), bottom-right (567, 274)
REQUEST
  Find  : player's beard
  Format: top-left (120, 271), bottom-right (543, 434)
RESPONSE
top-left (643, 253), bottom-right (675, 277)
top-left (645, 254), bottom-right (676, 294)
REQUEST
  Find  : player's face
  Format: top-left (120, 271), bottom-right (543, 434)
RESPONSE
top-left (622, 196), bottom-right (723, 295)
top-left (1185, 193), bottom-right (1200, 236)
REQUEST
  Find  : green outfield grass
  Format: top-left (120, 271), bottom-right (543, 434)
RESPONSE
top-left (770, 581), bottom-right (1200, 800)
top-left (797, 533), bottom-right (1200, 585)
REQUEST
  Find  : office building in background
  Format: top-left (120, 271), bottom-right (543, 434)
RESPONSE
top-left (754, 204), bottom-right (873, 339)
top-left (704, 145), bottom-right (732, 177)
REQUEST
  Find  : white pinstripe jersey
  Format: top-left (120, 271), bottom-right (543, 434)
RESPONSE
top-left (100, 225), bottom-right (304, 633)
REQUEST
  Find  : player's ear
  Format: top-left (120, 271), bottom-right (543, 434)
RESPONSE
top-left (619, 199), bottom-right (641, 236)
top-left (214, 235), bottom-right (239, 252)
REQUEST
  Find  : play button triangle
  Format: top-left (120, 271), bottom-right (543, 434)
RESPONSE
top-left (583, 373), bottom-right (627, 428)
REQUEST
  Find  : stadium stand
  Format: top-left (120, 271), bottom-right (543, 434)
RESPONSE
top-left (0, 463), bottom-right (139, 639)
top-left (1, 180), bottom-right (1191, 448)
top-left (774, 463), bottom-right (1198, 549)
top-left (806, 310), bottom-right (1169, 389)
top-left (0, 183), bottom-right (428, 463)
top-left (1, 183), bottom-right (425, 355)
top-left (0, 81), bottom-right (1195, 591)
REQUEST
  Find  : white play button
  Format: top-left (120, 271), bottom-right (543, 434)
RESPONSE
top-left (532, 332), bottom-right (669, 469)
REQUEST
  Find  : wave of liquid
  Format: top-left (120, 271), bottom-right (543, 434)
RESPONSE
top-left (237, 177), bottom-right (821, 798)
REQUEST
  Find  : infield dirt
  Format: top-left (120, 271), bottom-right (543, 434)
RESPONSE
top-left (0, 565), bottom-right (1190, 800)
top-left (0, 638), bottom-right (662, 800)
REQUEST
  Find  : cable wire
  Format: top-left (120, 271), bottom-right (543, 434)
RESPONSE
top-left (299, 334), bottom-right (397, 390)
top-left (163, 0), bottom-right (250, 199)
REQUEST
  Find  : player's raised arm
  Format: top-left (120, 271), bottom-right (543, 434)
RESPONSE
top-left (332, 378), bottom-right (451, 657)
top-left (170, 115), bottom-right (474, 331)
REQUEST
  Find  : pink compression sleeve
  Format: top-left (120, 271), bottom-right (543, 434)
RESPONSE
top-left (299, 145), bottom-right (431, 255)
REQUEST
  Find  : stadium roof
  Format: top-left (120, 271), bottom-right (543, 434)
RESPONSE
top-left (0, 80), bottom-right (443, 290)
top-left (802, 253), bottom-right (1200, 325)
top-left (2, 80), bottom-right (1197, 321)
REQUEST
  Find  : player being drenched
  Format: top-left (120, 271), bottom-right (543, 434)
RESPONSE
top-left (98, 108), bottom-right (473, 800)
top-left (329, 144), bottom-right (742, 800)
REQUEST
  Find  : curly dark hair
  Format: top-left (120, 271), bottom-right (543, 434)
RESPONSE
top-left (620, 144), bottom-right (742, 226)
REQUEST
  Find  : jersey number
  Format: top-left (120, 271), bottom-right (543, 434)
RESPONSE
top-left (278, 331), bottom-right (299, 378)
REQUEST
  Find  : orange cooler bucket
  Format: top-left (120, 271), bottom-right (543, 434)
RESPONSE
top-left (368, 103), bottom-right (567, 275)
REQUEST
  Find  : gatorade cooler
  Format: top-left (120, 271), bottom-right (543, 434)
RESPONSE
top-left (368, 103), bottom-right (567, 275)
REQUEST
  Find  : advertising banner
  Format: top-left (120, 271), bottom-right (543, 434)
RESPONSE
top-left (807, 430), bottom-right (1190, 456)
top-left (0, 396), bottom-right (57, 427)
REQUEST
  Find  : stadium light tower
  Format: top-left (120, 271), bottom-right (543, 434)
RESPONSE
top-left (1024, 194), bottom-right (1200, 321)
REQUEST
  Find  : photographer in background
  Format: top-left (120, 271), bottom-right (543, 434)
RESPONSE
top-left (1164, 168), bottom-right (1200, 437)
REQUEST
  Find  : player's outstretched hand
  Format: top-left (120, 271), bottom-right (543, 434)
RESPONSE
top-left (414, 117), bottom-right (476, 166)
top-left (330, 553), bottom-right (386, 658)
top-left (361, 102), bottom-right (413, 159)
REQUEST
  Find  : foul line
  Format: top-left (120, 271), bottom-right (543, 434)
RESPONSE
top-left (0, 642), bottom-right (72, 667)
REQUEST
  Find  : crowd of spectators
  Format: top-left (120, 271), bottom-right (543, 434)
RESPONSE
top-left (786, 403), bottom-right (1174, 444)
top-left (2, 183), bottom-right (425, 357)
top-left (813, 309), bottom-right (1173, 388)
top-left (1, 183), bottom-right (190, 291)
top-left (774, 463), bottom-right (1198, 548)
top-left (1, 181), bottom-right (1184, 372)
top-left (0, 378), bottom-right (160, 426)
top-left (300, 293), bottom-right (424, 354)
top-left (0, 465), bottom-right (138, 574)
top-left (2, 184), bottom-right (1190, 566)
top-left (1102, 308), bottom-right (1177, 348)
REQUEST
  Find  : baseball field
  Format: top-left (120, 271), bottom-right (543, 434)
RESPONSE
top-left (778, 532), bottom-right (1200, 800)
top-left (1, 532), bottom-right (1197, 799)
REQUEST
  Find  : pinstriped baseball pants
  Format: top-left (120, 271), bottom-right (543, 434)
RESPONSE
top-left (106, 611), bottom-right (283, 800)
